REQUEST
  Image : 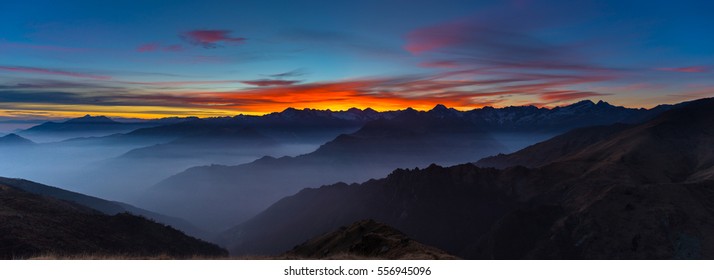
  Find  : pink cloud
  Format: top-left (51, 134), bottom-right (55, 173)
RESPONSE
top-left (164, 44), bottom-right (184, 52)
top-left (670, 85), bottom-right (714, 99)
top-left (136, 43), bottom-right (184, 53)
top-left (241, 80), bottom-right (301, 87)
top-left (540, 90), bottom-right (610, 102)
top-left (404, 21), bottom-right (467, 55)
top-left (137, 43), bottom-right (159, 52)
top-left (121, 80), bottom-right (243, 86)
top-left (656, 66), bottom-right (709, 73)
top-left (0, 65), bottom-right (111, 80)
top-left (182, 30), bottom-right (246, 48)
top-left (589, 83), bottom-right (662, 93)
top-left (419, 60), bottom-right (460, 68)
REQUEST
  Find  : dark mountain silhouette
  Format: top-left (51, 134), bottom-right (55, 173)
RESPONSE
top-left (76, 113), bottom-right (371, 201)
top-left (219, 164), bottom-right (521, 257)
top-left (0, 133), bottom-right (35, 146)
top-left (0, 177), bottom-right (207, 239)
top-left (110, 107), bottom-right (390, 146)
top-left (478, 98), bottom-right (713, 182)
top-left (146, 107), bottom-right (506, 230)
top-left (476, 123), bottom-right (633, 168)
top-left (219, 97), bottom-right (714, 259)
top-left (81, 108), bottom-right (388, 164)
top-left (0, 109), bottom-right (391, 206)
top-left (67, 100), bottom-right (663, 147)
top-left (144, 101), bottom-right (675, 231)
top-left (464, 100), bottom-right (671, 133)
top-left (120, 127), bottom-right (278, 160)
top-left (282, 220), bottom-right (458, 259)
top-left (0, 181), bottom-right (227, 259)
top-left (0, 100), bottom-right (676, 234)
top-left (17, 115), bottom-right (189, 143)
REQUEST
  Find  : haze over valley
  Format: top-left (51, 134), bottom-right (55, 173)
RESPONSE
top-left (1, 0), bottom-right (712, 260)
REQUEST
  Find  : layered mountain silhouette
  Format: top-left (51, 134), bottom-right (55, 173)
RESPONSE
top-left (17, 115), bottom-right (183, 143)
top-left (476, 123), bottom-right (633, 169)
top-left (68, 100), bottom-right (661, 150)
top-left (0, 180), bottom-right (227, 259)
top-left (103, 107), bottom-right (388, 147)
top-left (120, 127), bottom-right (278, 159)
top-left (463, 100), bottom-right (670, 132)
top-left (145, 101), bottom-right (670, 231)
top-left (145, 107), bottom-right (507, 230)
top-left (71, 109), bottom-right (385, 199)
top-left (282, 220), bottom-right (458, 259)
top-left (0, 133), bottom-right (35, 146)
top-left (219, 98), bottom-right (714, 259)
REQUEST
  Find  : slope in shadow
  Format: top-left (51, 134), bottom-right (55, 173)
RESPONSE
top-left (283, 219), bottom-right (458, 260)
top-left (220, 97), bottom-right (714, 259)
top-left (0, 183), bottom-right (227, 259)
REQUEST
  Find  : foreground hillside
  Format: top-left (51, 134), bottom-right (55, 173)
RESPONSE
top-left (0, 177), bottom-right (206, 239)
top-left (221, 97), bottom-right (714, 259)
top-left (283, 220), bottom-right (458, 260)
top-left (0, 182), bottom-right (227, 259)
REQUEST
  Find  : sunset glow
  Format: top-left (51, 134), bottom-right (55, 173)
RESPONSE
top-left (1, 0), bottom-right (713, 120)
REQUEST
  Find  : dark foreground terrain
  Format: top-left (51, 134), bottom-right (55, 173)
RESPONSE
top-left (283, 220), bottom-right (457, 259)
top-left (0, 182), bottom-right (227, 259)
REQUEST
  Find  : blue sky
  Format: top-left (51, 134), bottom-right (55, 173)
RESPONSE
top-left (0, 0), bottom-right (712, 119)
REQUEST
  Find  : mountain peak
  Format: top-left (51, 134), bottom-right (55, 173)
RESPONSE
top-left (283, 219), bottom-right (458, 259)
top-left (431, 104), bottom-right (449, 111)
top-left (0, 133), bottom-right (35, 145)
top-left (65, 115), bottom-right (117, 124)
top-left (346, 107), bottom-right (362, 114)
top-left (595, 100), bottom-right (613, 107)
top-left (573, 100), bottom-right (596, 106)
top-left (428, 104), bottom-right (461, 118)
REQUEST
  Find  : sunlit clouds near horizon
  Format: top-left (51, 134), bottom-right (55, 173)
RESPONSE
top-left (1, 0), bottom-right (713, 119)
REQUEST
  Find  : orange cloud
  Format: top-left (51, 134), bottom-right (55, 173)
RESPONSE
top-left (0, 67), bottom-right (623, 118)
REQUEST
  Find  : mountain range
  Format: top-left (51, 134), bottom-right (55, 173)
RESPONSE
top-left (16, 115), bottom-right (192, 143)
top-left (218, 97), bottom-right (714, 259)
top-left (0, 98), bottom-right (699, 259)
top-left (145, 108), bottom-right (507, 230)
top-left (141, 100), bottom-right (672, 231)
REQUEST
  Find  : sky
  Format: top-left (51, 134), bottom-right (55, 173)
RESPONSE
top-left (1, 0), bottom-right (713, 120)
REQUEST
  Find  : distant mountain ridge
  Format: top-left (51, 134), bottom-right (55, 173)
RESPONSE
top-left (145, 108), bottom-right (507, 230)
top-left (462, 100), bottom-right (671, 132)
top-left (0, 133), bottom-right (35, 146)
top-left (17, 115), bottom-right (192, 143)
top-left (33, 100), bottom-right (669, 144)
top-left (143, 99), bottom-right (672, 231)
top-left (219, 97), bottom-right (714, 259)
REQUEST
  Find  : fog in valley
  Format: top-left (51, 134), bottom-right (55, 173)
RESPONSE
top-left (0, 102), bottom-right (658, 237)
